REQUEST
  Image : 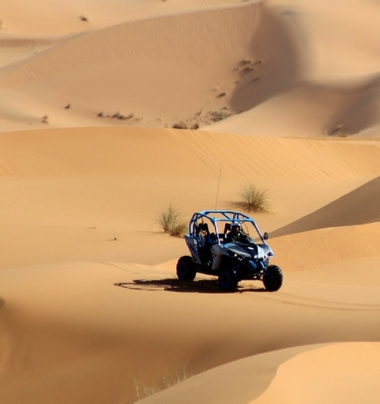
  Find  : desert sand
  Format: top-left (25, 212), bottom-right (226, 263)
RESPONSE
top-left (0, 0), bottom-right (380, 403)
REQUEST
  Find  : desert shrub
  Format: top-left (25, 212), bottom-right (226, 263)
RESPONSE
top-left (159, 205), bottom-right (187, 237)
top-left (208, 108), bottom-right (231, 122)
top-left (236, 184), bottom-right (271, 213)
top-left (172, 122), bottom-right (187, 129)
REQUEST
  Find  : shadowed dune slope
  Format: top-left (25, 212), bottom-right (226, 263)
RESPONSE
top-left (205, 79), bottom-right (380, 138)
top-left (203, 0), bottom-right (380, 137)
top-left (272, 176), bottom-right (380, 238)
top-left (139, 342), bottom-right (380, 404)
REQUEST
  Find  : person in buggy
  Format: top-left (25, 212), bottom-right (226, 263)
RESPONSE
top-left (226, 222), bottom-right (251, 243)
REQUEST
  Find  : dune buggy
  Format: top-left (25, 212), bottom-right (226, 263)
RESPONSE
top-left (176, 210), bottom-right (283, 292)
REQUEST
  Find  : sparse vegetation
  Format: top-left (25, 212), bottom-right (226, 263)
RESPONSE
top-left (236, 58), bottom-right (263, 77)
top-left (172, 121), bottom-right (199, 130)
top-left (172, 122), bottom-right (187, 129)
top-left (235, 184), bottom-right (271, 213)
top-left (131, 361), bottom-right (192, 402)
top-left (97, 111), bottom-right (134, 120)
top-left (41, 115), bottom-right (49, 124)
top-left (79, 15), bottom-right (88, 22)
top-left (159, 204), bottom-right (187, 237)
top-left (112, 111), bottom-right (133, 120)
top-left (208, 108), bottom-right (231, 122)
top-left (64, 103), bottom-right (71, 109)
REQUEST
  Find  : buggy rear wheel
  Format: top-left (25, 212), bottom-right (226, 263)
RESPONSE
top-left (176, 256), bottom-right (196, 281)
top-left (263, 265), bottom-right (283, 291)
top-left (219, 268), bottom-right (238, 292)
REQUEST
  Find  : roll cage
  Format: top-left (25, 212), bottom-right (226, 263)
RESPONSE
top-left (188, 210), bottom-right (268, 246)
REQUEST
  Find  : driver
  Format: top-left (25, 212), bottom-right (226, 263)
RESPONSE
top-left (226, 222), bottom-right (249, 243)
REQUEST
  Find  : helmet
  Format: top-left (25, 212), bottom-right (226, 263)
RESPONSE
top-left (231, 222), bottom-right (241, 229)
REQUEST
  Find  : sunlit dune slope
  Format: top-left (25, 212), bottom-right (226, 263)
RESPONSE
top-left (2, 128), bottom-right (380, 179)
top-left (0, 127), bottom-right (379, 270)
top-left (0, 0), bottom-right (246, 36)
top-left (270, 222), bottom-right (380, 272)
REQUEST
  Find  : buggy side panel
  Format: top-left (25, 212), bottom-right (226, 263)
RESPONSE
top-left (185, 235), bottom-right (202, 264)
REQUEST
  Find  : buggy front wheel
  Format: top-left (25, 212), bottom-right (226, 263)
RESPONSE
top-left (263, 265), bottom-right (283, 291)
top-left (219, 268), bottom-right (238, 292)
top-left (176, 256), bottom-right (196, 281)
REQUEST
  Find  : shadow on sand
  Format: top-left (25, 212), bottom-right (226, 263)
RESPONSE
top-left (114, 278), bottom-right (266, 294)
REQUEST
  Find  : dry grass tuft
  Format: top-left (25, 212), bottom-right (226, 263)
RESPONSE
top-left (131, 361), bottom-right (192, 403)
top-left (159, 204), bottom-right (187, 237)
top-left (234, 184), bottom-right (271, 213)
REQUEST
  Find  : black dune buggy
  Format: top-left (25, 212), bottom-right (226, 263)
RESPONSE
top-left (176, 210), bottom-right (283, 292)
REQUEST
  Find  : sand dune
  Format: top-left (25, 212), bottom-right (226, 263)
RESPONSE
top-left (1, 0), bottom-right (380, 136)
top-left (1, 126), bottom-right (379, 403)
top-left (0, 127), bottom-right (379, 271)
top-left (272, 175), bottom-right (380, 237)
top-left (205, 80), bottom-right (380, 137)
top-left (2, 2), bottom-right (299, 131)
top-left (1, 0), bottom-right (380, 403)
top-left (138, 342), bottom-right (380, 404)
top-left (1, 256), bottom-right (380, 404)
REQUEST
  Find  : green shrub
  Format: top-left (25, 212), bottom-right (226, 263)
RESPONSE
top-left (159, 205), bottom-right (187, 237)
